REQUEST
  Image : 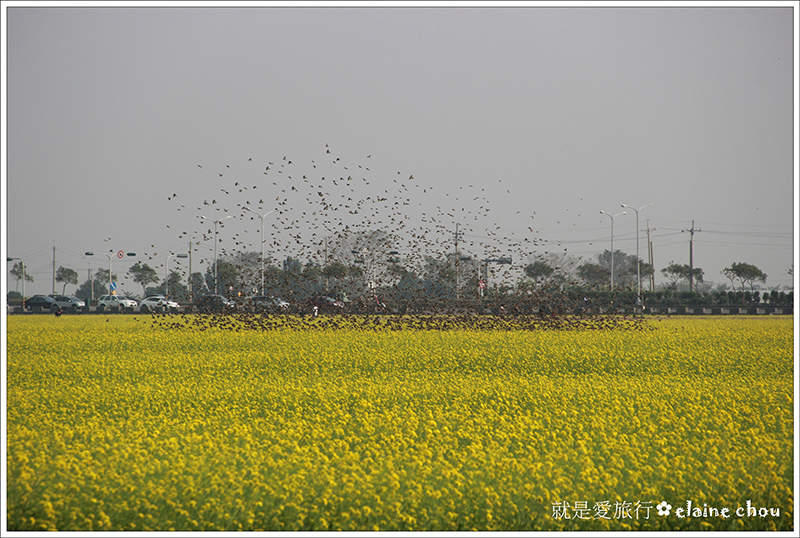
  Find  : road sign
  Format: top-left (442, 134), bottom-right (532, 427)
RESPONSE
top-left (479, 279), bottom-right (486, 290)
top-left (110, 282), bottom-right (116, 291)
top-left (117, 250), bottom-right (124, 259)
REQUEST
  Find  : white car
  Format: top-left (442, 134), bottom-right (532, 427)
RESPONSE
top-left (98, 294), bottom-right (138, 311)
top-left (139, 296), bottom-right (180, 313)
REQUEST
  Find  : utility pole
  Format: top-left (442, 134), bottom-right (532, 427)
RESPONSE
top-left (646, 220), bottom-right (655, 292)
top-left (52, 244), bottom-right (56, 296)
top-left (188, 241), bottom-right (193, 301)
top-left (480, 261), bottom-right (487, 298)
top-left (454, 223), bottom-right (462, 301)
top-left (682, 220), bottom-right (702, 293)
top-left (324, 235), bottom-right (329, 292)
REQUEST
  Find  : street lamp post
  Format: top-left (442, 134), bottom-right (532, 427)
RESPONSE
top-left (243, 207), bottom-right (276, 295)
top-left (84, 252), bottom-right (95, 302)
top-left (352, 248), bottom-right (373, 290)
top-left (7, 257), bottom-right (26, 307)
top-left (600, 210), bottom-right (626, 290)
top-left (201, 215), bottom-right (232, 295)
top-left (83, 250), bottom-right (136, 295)
top-left (85, 251), bottom-right (136, 296)
top-left (481, 257), bottom-right (512, 297)
top-left (104, 253), bottom-right (113, 295)
top-left (621, 203), bottom-right (653, 310)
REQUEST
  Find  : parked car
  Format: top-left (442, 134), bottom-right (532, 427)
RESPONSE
top-left (307, 296), bottom-right (345, 314)
top-left (25, 295), bottom-right (59, 311)
top-left (98, 294), bottom-right (138, 311)
top-left (139, 296), bottom-right (180, 313)
top-left (52, 295), bottom-right (85, 313)
top-left (195, 294), bottom-right (236, 313)
top-left (243, 295), bottom-right (290, 313)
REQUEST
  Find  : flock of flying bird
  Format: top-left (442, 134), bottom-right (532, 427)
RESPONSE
top-left (156, 143), bottom-right (558, 287)
top-left (105, 142), bottom-right (658, 325)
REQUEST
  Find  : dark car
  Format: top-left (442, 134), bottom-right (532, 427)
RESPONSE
top-left (25, 296), bottom-right (59, 311)
top-left (195, 294), bottom-right (236, 314)
top-left (307, 296), bottom-right (345, 314)
top-left (243, 295), bottom-right (290, 313)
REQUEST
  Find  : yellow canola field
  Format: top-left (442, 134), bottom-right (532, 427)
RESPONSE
top-left (6, 315), bottom-right (794, 531)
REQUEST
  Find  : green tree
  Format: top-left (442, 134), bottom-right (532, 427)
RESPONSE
top-left (322, 230), bottom-right (403, 293)
top-left (229, 251), bottom-right (262, 294)
top-left (188, 272), bottom-right (207, 299)
top-left (661, 262), bottom-right (685, 289)
top-left (524, 260), bottom-right (554, 281)
top-left (721, 267), bottom-right (737, 290)
top-left (543, 253), bottom-right (582, 287)
top-left (722, 262), bottom-right (767, 291)
top-left (94, 268), bottom-right (117, 295)
top-left (128, 262), bottom-right (160, 297)
top-left (661, 262), bottom-right (704, 290)
top-left (301, 262), bottom-right (324, 297)
top-left (282, 257), bottom-right (303, 274)
top-left (576, 262), bottom-right (609, 287)
top-left (580, 250), bottom-right (638, 288)
top-left (165, 271), bottom-right (189, 302)
top-left (303, 261), bottom-right (323, 282)
top-left (322, 261), bottom-right (349, 280)
top-left (205, 259), bottom-right (240, 296)
top-left (9, 261), bottom-right (34, 292)
top-left (325, 230), bottom-right (394, 266)
top-left (75, 273), bottom-right (112, 303)
top-left (55, 266), bottom-right (79, 295)
top-left (146, 270), bottom-right (188, 301)
top-left (593, 250), bottom-right (653, 288)
top-left (739, 262), bottom-right (766, 290)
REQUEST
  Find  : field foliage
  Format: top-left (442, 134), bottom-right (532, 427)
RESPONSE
top-left (5, 314), bottom-right (794, 531)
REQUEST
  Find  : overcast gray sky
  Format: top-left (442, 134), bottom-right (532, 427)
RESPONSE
top-left (3, 2), bottom-right (797, 297)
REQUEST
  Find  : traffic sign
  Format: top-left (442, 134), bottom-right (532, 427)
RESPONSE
top-left (117, 250), bottom-right (124, 259)
top-left (110, 282), bottom-right (116, 291)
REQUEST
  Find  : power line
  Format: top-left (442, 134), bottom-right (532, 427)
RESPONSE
top-left (695, 239), bottom-right (793, 250)
top-left (700, 230), bottom-right (792, 237)
top-left (650, 219), bottom-right (791, 229)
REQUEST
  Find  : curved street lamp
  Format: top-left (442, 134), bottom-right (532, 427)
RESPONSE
top-left (600, 210), bottom-right (626, 290)
top-left (85, 251), bottom-right (136, 296)
top-left (243, 207), bottom-right (277, 295)
top-left (200, 215), bottom-right (232, 294)
top-left (480, 257), bottom-right (512, 298)
top-left (621, 203), bottom-right (653, 309)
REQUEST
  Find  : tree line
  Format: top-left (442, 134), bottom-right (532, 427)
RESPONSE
top-left (7, 244), bottom-right (790, 310)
